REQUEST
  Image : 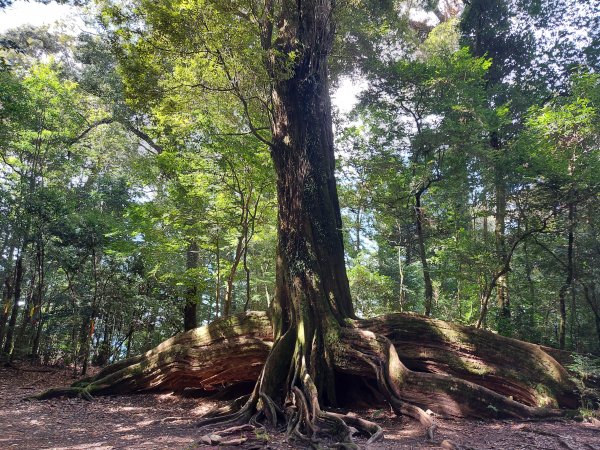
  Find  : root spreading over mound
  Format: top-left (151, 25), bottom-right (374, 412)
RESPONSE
top-left (35, 311), bottom-right (586, 446)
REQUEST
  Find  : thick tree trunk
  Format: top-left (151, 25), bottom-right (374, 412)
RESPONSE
top-left (255, 0), bottom-right (357, 418)
top-left (167, 1), bottom-right (565, 442)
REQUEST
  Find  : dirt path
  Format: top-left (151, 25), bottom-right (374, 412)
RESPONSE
top-left (1, 364), bottom-right (599, 449)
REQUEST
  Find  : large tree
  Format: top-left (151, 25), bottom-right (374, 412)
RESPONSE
top-left (33, 0), bottom-right (590, 447)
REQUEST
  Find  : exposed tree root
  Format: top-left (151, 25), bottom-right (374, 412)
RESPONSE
top-left (335, 326), bottom-right (563, 424)
top-left (193, 317), bottom-right (565, 447)
top-left (199, 424), bottom-right (254, 446)
top-left (362, 314), bottom-right (578, 409)
top-left (32, 312), bottom-right (272, 400)
top-left (32, 311), bottom-right (592, 447)
top-left (196, 328), bottom-right (385, 449)
top-left (32, 312), bottom-right (581, 409)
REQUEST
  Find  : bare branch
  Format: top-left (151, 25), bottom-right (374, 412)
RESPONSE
top-left (68, 117), bottom-right (114, 145)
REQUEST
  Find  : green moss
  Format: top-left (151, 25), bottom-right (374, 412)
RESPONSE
top-left (254, 428), bottom-right (271, 442)
top-left (129, 363), bottom-right (146, 376)
top-left (533, 384), bottom-right (557, 407)
top-left (462, 359), bottom-right (494, 376)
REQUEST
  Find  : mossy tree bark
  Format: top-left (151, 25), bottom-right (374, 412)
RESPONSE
top-left (231, 1), bottom-right (377, 443)
top-left (34, 311), bottom-right (585, 416)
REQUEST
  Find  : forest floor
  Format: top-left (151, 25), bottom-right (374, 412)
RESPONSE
top-left (1, 363), bottom-right (599, 450)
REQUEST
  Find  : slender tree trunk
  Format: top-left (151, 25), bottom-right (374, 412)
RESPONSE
top-left (355, 207), bottom-right (362, 254)
top-left (184, 241), bottom-right (199, 331)
top-left (398, 246), bottom-right (405, 312)
top-left (243, 232), bottom-right (251, 311)
top-left (0, 241), bottom-right (15, 346)
top-left (3, 255), bottom-right (24, 356)
top-left (64, 270), bottom-right (80, 372)
top-left (126, 328), bottom-right (133, 359)
top-left (477, 280), bottom-right (494, 329)
top-left (224, 233), bottom-right (245, 316)
top-left (70, 319), bottom-right (78, 376)
top-left (558, 203), bottom-right (575, 349)
top-left (31, 241), bottom-right (45, 358)
top-left (582, 284), bottom-right (600, 351)
top-left (93, 319), bottom-right (107, 366)
top-left (13, 264), bottom-right (36, 358)
top-left (79, 317), bottom-right (94, 375)
top-left (244, 194), bottom-right (261, 312)
top-left (522, 240), bottom-right (537, 339)
top-left (264, 284), bottom-right (271, 310)
top-left (415, 191), bottom-right (433, 316)
top-left (81, 248), bottom-right (101, 375)
top-left (477, 259), bottom-right (518, 329)
top-left (0, 272), bottom-right (14, 348)
top-left (523, 240), bottom-right (537, 306)
top-left (482, 198), bottom-right (489, 238)
top-left (14, 239), bottom-right (45, 357)
top-left (495, 175), bottom-right (511, 334)
top-left (595, 313), bottom-right (600, 352)
top-left (570, 281), bottom-right (578, 350)
top-left (37, 299), bottom-right (54, 363)
top-left (214, 231), bottom-right (221, 318)
top-left (31, 316), bottom-right (43, 359)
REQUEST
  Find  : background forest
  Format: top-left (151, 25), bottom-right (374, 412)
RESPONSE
top-left (0, 0), bottom-right (599, 377)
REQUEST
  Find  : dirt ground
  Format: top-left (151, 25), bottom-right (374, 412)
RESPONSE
top-left (1, 363), bottom-right (599, 450)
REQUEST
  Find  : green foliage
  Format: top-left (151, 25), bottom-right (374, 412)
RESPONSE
top-left (1, 0), bottom-right (599, 369)
top-left (335, 3), bottom-right (600, 353)
top-left (348, 252), bottom-right (395, 317)
top-left (569, 354), bottom-right (600, 383)
top-left (568, 354), bottom-right (600, 415)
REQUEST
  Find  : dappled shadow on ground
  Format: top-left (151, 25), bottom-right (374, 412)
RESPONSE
top-left (0, 364), bottom-right (210, 449)
top-left (1, 363), bottom-right (599, 449)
